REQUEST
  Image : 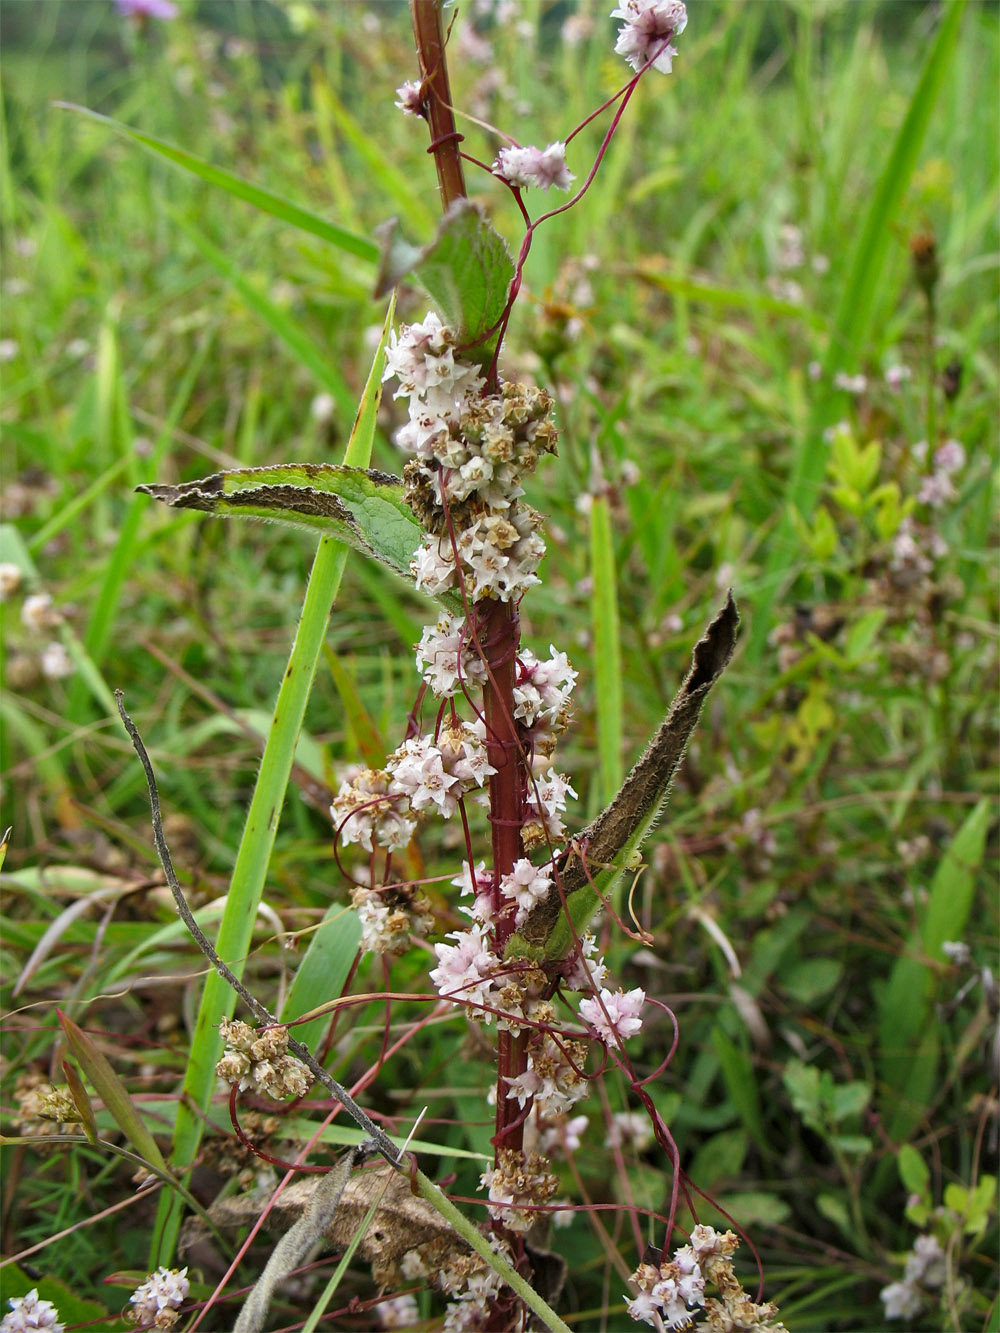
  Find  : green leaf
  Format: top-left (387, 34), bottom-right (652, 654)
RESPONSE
top-left (712, 1027), bottom-right (768, 1152)
top-left (897, 1144), bottom-right (931, 1198)
top-left (844, 609), bottom-right (887, 664)
top-left (506, 597), bottom-right (739, 960)
top-left (783, 1059), bottom-right (822, 1127)
top-left (878, 798), bottom-right (989, 1122)
top-left (816, 1193), bottom-right (853, 1239)
top-left (830, 1081), bottom-right (872, 1122)
top-left (279, 905), bottom-right (362, 1055)
top-left (376, 200), bottom-right (514, 363)
top-left (58, 1009), bottom-right (167, 1170)
top-left (922, 799), bottom-right (991, 960)
top-left (780, 957), bottom-right (843, 1003)
top-left (831, 1134), bottom-right (872, 1156)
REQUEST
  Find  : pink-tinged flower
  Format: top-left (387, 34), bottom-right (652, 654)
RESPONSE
top-left (494, 143), bottom-right (575, 192)
top-left (394, 80), bottom-right (425, 116)
top-left (500, 858), bottom-right (552, 924)
top-left (611, 0), bottom-right (687, 75)
top-left (884, 363), bottom-right (912, 392)
top-left (918, 469), bottom-right (956, 508)
top-left (579, 986), bottom-right (646, 1043)
top-left (833, 370), bottom-right (868, 395)
top-left (933, 438), bottom-right (966, 475)
top-left (116, 0), bottom-right (178, 19)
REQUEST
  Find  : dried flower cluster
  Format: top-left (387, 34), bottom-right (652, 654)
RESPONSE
top-left (215, 1018), bottom-right (313, 1101)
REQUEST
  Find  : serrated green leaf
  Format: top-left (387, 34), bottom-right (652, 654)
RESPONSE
top-left (138, 463), bottom-right (459, 613)
top-left (376, 200), bottom-right (514, 364)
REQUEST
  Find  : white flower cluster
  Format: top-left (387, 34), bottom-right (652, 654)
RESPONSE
top-left (522, 766), bottom-right (578, 850)
top-left (215, 1018), bottom-right (313, 1101)
top-left (504, 1034), bottom-right (590, 1115)
top-left (127, 1267), bottom-right (190, 1330)
top-left (493, 141), bottom-right (575, 192)
top-left (384, 312), bottom-right (557, 604)
top-left (881, 1233), bottom-right (946, 1321)
top-left (388, 724), bottom-right (496, 816)
top-left (331, 725), bottom-right (497, 881)
top-left (890, 516), bottom-right (948, 585)
top-left (352, 883), bottom-right (435, 955)
top-left (917, 437), bottom-right (965, 509)
top-left (514, 646), bottom-right (578, 754)
top-left (627, 1225), bottom-right (788, 1330)
top-left (415, 611), bottom-right (488, 696)
top-left (611, 0), bottom-right (687, 75)
top-left (0, 1290), bottom-right (64, 1333)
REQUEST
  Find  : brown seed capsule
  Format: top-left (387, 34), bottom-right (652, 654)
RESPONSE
top-left (909, 231), bottom-right (939, 302)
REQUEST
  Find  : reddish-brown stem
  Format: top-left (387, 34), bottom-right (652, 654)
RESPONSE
top-left (479, 598), bottom-right (524, 907)
top-left (409, 0), bottom-right (467, 209)
top-left (477, 597), bottom-right (533, 1163)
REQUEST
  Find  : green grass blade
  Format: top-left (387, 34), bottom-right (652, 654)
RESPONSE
top-left (55, 104), bottom-right (378, 263)
top-left (590, 495), bottom-right (624, 805)
top-left (151, 299), bottom-right (395, 1265)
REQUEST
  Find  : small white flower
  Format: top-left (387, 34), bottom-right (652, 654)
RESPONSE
top-left (606, 1110), bottom-right (654, 1151)
top-left (880, 1278), bottom-right (923, 1320)
top-left (918, 470), bottom-right (956, 508)
top-left (0, 339), bottom-right (19, 363)
top-left (611, 0), bottom-right (687, 75)
top-left (394, 79), bottom-right (425, 116)
top-left (834, 371), bottom-right (868, 395)
top-left (933, 438), bottom-right (965, 475)
top-left (0, 563), bottom-right (23, 600)
top-left (494, 142), bottom-right (575, 192)
top-left (310, 391), bottom-right (336, 423)
top-left (21, 593), bottom-right (62, 633)
top-left (40, 642), bottom-right (74, 680)
top-left (0, 1289), bottom-right (64, 1332)
top-left (499, 858), bottom-right (552, 924)
top-left (129, 1267), bottom-right (190, 1327)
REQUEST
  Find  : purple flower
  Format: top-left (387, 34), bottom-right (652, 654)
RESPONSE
top-left (116, 0), bottom-right (178, 20)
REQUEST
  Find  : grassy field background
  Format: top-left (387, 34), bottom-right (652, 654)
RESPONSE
top-left (1, 1), bottom-right (997, 1329)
